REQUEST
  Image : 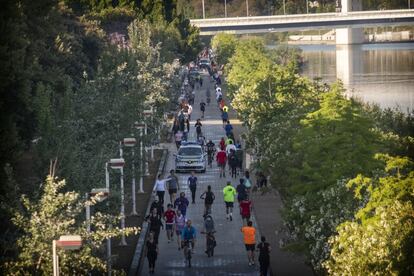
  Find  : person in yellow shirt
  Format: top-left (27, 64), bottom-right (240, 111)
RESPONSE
top-left (222, 181), bottom-right (236, 221)
top-left (241, 220), bottom-right (256, 266)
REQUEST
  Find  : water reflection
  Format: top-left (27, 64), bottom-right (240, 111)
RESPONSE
top-left (299, 43), bottom-right (414, 112)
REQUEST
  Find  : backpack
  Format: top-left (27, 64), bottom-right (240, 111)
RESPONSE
top-left (205, 191), bottom-right (214, 204)
top-left (244, 178), bottom-right (252, 188)
top-left (204, 216), bottom-right (215, 233)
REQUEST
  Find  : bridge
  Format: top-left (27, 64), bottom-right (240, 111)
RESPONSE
top-left (190, 10), bottom-right (414, 36)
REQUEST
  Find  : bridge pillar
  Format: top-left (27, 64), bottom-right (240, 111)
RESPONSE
top-left (336, 0), bottom-right (364, 45)
top-left (336, 45), bottom-right (363, 85)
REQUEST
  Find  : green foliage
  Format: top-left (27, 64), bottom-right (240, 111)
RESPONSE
top-left (5, 174), bottom-right (138, 274)
top-left (211, 33), bottom-right (238, 66)
top-left (289, 84), bottom-right (382, 195)
top-left (324, 156), bottom-right (414, 275)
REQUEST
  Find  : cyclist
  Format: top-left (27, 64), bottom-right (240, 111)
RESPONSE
top-left (206, 140), bottom-right (216, 167)
top-left (201, 215), bottom-right (216, 257)
top-left (181, 220), bottom-right (197, 266)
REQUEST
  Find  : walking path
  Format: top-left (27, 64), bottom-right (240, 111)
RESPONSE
top-left (139, 72), bottom-right (261, 275)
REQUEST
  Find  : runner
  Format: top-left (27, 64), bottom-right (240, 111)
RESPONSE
top-left (200, 185), bottom-right (215, 217)
top-left (175, 209), bottom-right (186, 251)
top-left (146, 231), bottom-right (159, 274)
top-left (258, 236), bottom-right (272, 276)
top-left (206, 140), bottom-right (216, 167)
top-left (216, 148), bottom-right (227, 178)
top-left (150, 196), bottom-right (164, 217)
top-left (163, 204), bottom-right (176, 243)
top-left (224, 120), bottom-right (233, 137)
top-left (187, 171), bottom-right (198, 204)
top-left (241, 221), bottom-right (256, 266)
top-left (167, 169), bottom-right (179, 204)
top-left (243, 170), bottom-right (252, 195)
top-left (222, 181), bottom-right (236, 221)
top-left (239, 196), bottom-right (253, 225)
top-left (221, 109), bottom-right (229, 126)
top-left (219, 137), bottom-right (226, 151)
top-left (236, 179), bottom-right (247, 203)
top-left (174, 192), bottom-right (190, 217)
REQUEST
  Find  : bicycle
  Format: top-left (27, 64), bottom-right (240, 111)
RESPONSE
top-left (207, 150), bottom-right (214, 168)
top-left (182, 239), bottom-right (193, 267)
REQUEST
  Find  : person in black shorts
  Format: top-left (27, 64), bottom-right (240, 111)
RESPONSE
top-left (257, 236), bottom-right (271, 276)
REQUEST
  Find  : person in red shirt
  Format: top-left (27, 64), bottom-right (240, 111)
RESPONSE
top-left (239, 197), bottom-right (252, 225)
top-left (164, 204), bottom-right (177, 243)
top-left (219, 137), bottom-right (226, 151)
top-left (216, 148), bottom-right (227, 178)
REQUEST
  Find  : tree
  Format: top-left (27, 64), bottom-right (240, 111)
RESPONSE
top-left (4, 169), bottom-right (137, 274)
top-left (289, 83), bottom-right (382, 195)
top-left (211, 33), bottom-right (238, 66)
top-left (324, 155), bottom-right (414, 275)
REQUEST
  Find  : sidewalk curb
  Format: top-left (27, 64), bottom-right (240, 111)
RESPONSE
top-left (128, 149), bottom-right (169, 276)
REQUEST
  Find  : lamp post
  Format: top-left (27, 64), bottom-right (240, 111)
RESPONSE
top-left (104, 163), bottom-right (112, 275)
top-left (224, 0), bottom-right (227, 17)
top-left (143, 109), bottom-right (154, 175)
top-left (135, 122), bottom-right (146, 193)
top-left (123, 137), bottom-right (138, 216)
top-left (246, 0), bottom-right (249, 16)
top-left (109, 158), bottom-right (127, 246)
top-left (306, 0), bottom-right (309, 13)
top-left (283, 0), bottom-right (286, 15)
top-left (53, 235), bottom-right (82, 276)
top-left (202, 0), bottom-right (205, 19)
top-left (86, 188), bottom-right (109, 233)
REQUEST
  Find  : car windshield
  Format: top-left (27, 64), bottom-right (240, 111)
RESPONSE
top-left (178, 147), bottom-right (202, 156)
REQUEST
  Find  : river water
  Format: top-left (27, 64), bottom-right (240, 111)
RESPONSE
top-left (295, 43), bottom-right (414, 113)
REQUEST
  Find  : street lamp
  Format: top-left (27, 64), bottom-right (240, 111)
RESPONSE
top-left (53, 235), bottom-right (82, 276)
top-left (224, 0), bottom-right (227, 17)
top-left (86, 188), bottom-right (109, 233)
top-left (246, 0), bottom-right (249, 16)
top-left (283, 0), bottom-right (286, 15)
top-left (123, 137), bottom-right (138, 216)
top-left (202, 0), bottom-right (205, 19)
top-left (108, 158), bottom-right (127, 246)
top-left (135, 122), bottom-right (146, 193)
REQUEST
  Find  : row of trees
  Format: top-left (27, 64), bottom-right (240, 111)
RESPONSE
top-left (1, 0), bottom-right (200, 273)
top-left (211, 33), bottom-right (414, 274)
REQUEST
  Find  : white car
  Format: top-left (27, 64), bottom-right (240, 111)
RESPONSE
top-left (174, 142), bottom-right (207, 173)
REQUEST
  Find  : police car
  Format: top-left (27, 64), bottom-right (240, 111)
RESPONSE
top-left (174, 141), bottom-right (207, 173)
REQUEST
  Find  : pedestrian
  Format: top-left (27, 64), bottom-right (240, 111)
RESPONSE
top-left (226, 140), bottom-right (236, 155)
top-left (167, 169), bottom-right (179, 204)
top-left (223, 181), bottom-right (237, 221)
top-left (241, 220), bottom-right (256, 266)
top-left (216, 148), bottom-right (227, 178)
top-left (236, 179), bottom-right (247, 203)
top-left (146, 231), bottom-right (158, 274)
top-left (150, 196), bottom-right (164, 216)
top-left (200, 185), bottom-right (215, 217)
top-left (174, 192), bottom-right (190, 217)
top-left (257, 236), bottom-right (271, 276)
top-left (221, 111), bottom-right (229, 127)
top-left (175, 131), bottom-right (183, 149)
top-left (219, 137), bottom-right (226, 151)
top-left (145, 208), bottom-right (163, 244)
top-left (195, 119), bottom-right (203, 140)
top-left (200, 100), bottom-right (206, 118)
top-left (225, 120), bottom-right (233, 137)
top-left (187, 171), bottom-right (198, 204)
top-left (239, 196), bottom-right (253, 225)
top-left (243, 170), bottom-right (252, 194)
top-left (164, 204), bottom-right (176, 243)
top-left (228, 150), bottom-right (238, 178)
top-left (202, 215), bottom-right (216, 257)
top-left (175, 209), bottom-right (186, 251)
top-left (154, 174), bottom-right (170, 205)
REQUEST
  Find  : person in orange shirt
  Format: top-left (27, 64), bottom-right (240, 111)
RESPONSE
top-left (241, 220), bottom-right (256, 266)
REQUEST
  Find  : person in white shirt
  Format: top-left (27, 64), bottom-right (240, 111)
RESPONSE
top-left (154, 174), bottom-right (171, 205)
top-left (226, 141), bottom-right (237, 155)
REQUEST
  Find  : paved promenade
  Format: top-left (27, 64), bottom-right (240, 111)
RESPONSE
top-left (139, 72), bottom-right (261, 275)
